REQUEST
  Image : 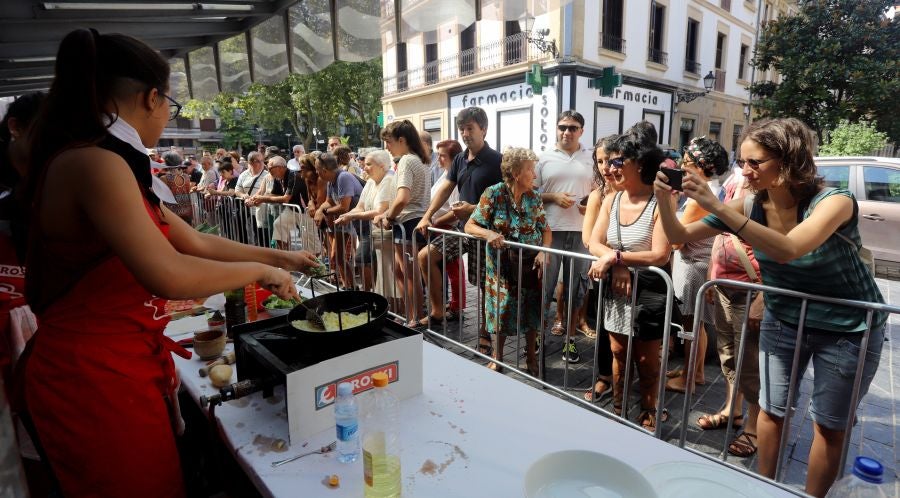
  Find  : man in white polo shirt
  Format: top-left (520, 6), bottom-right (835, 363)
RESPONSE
top-left (536, 110), bottom-right (596, 363)
top-left (287, 144), bottom-right (305, 172)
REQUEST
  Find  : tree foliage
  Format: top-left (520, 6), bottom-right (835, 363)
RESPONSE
top-left (181, 58), bottom-right (383, 149)
top-left (819, 120), bottom-right (888, 156)
top-left (749, 0), bottom-right (900, 143)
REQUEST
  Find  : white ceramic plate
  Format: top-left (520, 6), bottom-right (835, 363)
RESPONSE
top-left (524, 450), bottom-right (658, 498)
top-left (643, 461), bottom-right (780, 498)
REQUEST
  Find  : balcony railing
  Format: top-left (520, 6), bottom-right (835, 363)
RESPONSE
top-left (383, 32), bottom-right (545, 97)
top-left (648, 47), bottom-right (668, 65)
top-left (714, 69), bottom-right (726, 92)
top-left (684, 59), bottom-right (700, 74)
top-left (599, 32), bottom-right (626, 54)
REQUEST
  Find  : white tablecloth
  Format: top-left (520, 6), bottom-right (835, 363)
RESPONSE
top-left (168, 313), bottom-right (795, 497)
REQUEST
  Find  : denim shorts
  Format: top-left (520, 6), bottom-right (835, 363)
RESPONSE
top-left (758, 310), bottom-right (884, 430)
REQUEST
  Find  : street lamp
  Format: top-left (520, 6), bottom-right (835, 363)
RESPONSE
top-left (285, 133), bottom-right (292, 151)
top-left (676, 71), bottom-right (717, 104)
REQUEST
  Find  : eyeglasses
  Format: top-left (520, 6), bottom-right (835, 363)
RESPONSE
top-left (608, 157), bottom-right (626, 169)
top-left (736, 157), bottom-right (775, 169)
top-left (557, 125), bottom-right (581, 133)
top-left (162, 94), bottom-right (182, 121)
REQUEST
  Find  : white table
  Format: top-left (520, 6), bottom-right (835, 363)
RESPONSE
top-left (168, 317), bottom-right (796, 497)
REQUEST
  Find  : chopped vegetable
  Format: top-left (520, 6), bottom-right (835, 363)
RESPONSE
top-left (262, 295), bottom-right (301, 310)
top-left (327, 474), bottom-right (340, 488)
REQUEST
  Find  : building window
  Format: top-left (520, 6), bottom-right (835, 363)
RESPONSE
top-left (715, 33), bottom-right (727, 69)
top-left (504, 20), bottom-right (525, 65)
top-left (709, 121), bottom-right (722, 142)
top-left (601, 0), bottom-right (626, 54)
top-left (425, 34), bottom-right (438, 86)
top-left (460, 23), bottom-right (476, 76)
top-left (423, 117), bottom-right (442, 144)
top-left (720, 0), bottom-right (731, 12)
top-left (397, 42), bottom-right (408, 91)
top-left (738, 44), bottom-right (749, 80)
top-left (685, 18), bottom-right (699, 74)
top-left (648, 2), bottom-right (667, 65)
top-left (679, 118), bottom-right (695, 151)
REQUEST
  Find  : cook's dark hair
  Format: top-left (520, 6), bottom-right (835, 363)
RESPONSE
top-left (613, 129), bottom-right (665, 185)
top-left (380, 120), bottom-right (428, 163)
top-left (455, 107), bottom-right (488, 131)
top-left (557, 110), bottom-right (585, 128)
top-left (26, 29), bottom-right (169, 204)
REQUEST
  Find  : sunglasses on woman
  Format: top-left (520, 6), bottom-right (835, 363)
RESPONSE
top-left (608, 157), bottom-right (626, 169)
top-left (735, 157), bottom-right (775, 169)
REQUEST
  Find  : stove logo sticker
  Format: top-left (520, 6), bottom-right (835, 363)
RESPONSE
top-left (315, 362), bottom-right (399, 410)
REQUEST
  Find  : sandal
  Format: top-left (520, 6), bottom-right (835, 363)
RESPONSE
top-left (697, 413), bottom-right (743, 431)
top-left (550, 321), bottom-right (565, 336)
top-left (665, 368), bottom-right (683, 379)
top-left (577, 324), bottom-right (597, 339)
top-left (583, 377), bottom-right (612, 402)
top-left (444, 310), bottom-right (459, 322)
top-left (728, 432), bottom-right (758, 457)
top-left (487, 361), bottom-right (504, 373)
top-left (638, 409), bottom-right (669, 432)
top-left (409, 315), bottom-right (444, 328)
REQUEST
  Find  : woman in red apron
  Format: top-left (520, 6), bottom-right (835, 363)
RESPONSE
top-left (19, 29), bottom-right (317, 497)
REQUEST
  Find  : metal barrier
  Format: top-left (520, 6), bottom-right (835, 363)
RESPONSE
top-left (679, 278), bottom-right (899, 485)
top-left (424, 226), bottom-right (678, 439)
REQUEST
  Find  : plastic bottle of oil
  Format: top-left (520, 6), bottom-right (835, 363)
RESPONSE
top-left (361, 372), bottom-right (401, 497)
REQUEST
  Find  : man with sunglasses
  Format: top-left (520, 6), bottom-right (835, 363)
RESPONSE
top-left (535, 110), bottom-right (597, 363)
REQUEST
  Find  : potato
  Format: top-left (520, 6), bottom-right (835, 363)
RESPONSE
top-left (209, 364), bottom-right (233, 388)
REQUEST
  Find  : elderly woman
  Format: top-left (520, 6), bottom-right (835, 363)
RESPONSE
top-left (666, 137), bottom-right (730, 395)
top-left (587, 129), bottom-right (671, 431)
top-left (160, 150), bottom-right (193, 224)
top-left (654, 118), bottom-right (885, 497)
top-left (414, 138), bottom-right (465, 327)
top-left (335, 149), bottom-right (396, 294)
top-left (465, 147), bottom-right (550, 375)
top-left (313, 152), bottom-right (363, 288)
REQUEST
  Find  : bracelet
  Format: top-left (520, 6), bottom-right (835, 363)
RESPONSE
top-left (735, 217), bottom-right (750, 235)
top-left (615, 249), bottom-right (622, 265)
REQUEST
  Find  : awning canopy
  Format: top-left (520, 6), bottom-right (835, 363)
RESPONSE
top-left (0, 0), bottom-right (383, 98)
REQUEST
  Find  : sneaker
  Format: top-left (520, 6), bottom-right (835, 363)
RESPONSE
top-left (561, 339), bottom-right (580, 363)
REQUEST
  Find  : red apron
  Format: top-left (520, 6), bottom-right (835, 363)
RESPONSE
top-left (23, 199), bottom-right (191, 498)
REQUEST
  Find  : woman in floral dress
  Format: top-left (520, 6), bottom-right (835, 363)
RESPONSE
top-left (465, 147), bottom-right (551, 375)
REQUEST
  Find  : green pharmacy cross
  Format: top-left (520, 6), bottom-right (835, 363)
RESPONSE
top-left (525, 64), bottom-right (549, 95)
top-left (590, 66), bottom-right (623, 97)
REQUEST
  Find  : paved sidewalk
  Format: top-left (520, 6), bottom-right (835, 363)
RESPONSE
top-left (422, 276), bottom-right (899, 495)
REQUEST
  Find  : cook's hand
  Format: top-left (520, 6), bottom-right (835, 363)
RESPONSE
top-left (553, 192), bottom-right (577, 209)
top-left (748, 291), bottom-right (764, 333)
top-left (450, 201), bottom-right (475, 220)
top-left (415, 217), bottom-right (432, 235)
top-left (284, 250), bottom-right (319, 273)
top-left (259, 266), bottom-right (300, 301)
top-left (610, 265), bottom-right (632, 297)
top-left (682, 169), bottom-right (720, 212)
top-left (485, 231), bottom-right (505, 249)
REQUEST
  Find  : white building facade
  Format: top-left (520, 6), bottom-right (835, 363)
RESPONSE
top-left (380, 0), bottom-right (796, 154)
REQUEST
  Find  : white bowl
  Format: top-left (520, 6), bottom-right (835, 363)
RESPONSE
top-left (525, 450), bottom-right (658, 498)
top-left (643, 461), bottom-right (779, 497)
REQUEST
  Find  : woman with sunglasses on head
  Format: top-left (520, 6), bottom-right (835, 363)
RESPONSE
top-left (586, 129), bottom-right (672, 430)
top-left (17, 29), bottom-right (318, 498)
top-left (654, 118), bottom-right (885, 497)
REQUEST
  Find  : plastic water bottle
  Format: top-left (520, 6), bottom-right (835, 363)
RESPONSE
top-left (361, 372), bottom-right (401, 498)
top-left (826, 457), bottom-right (888, 497)
top-left (334, 382), bottom-right (359, 463)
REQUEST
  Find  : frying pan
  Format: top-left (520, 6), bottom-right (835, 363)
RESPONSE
top-left (286, 290), bottom-right (389, 339)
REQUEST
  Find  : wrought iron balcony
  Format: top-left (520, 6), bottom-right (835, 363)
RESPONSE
top-left (684, 59), bottom-right (701, 74)
top-left (599, 32), bottom-right (626, 54)
top-left (648, 47), bottom-right (668, 65)
top-left (383, 32), bottom-right (550, 97)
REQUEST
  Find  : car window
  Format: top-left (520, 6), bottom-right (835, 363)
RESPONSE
top-left (817, 165), bottom-right (850, 189)
top-left (862, 166), bottom-right (900, 203)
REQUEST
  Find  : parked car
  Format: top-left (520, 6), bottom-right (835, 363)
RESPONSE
top-left (814, 156), bottom-right (900, 264)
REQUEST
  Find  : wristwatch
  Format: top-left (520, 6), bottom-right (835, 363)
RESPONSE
top-left (615, 250), bottom-right (622, 265)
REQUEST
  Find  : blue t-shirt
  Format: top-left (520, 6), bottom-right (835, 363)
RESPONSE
top-left (327, 171), bottom-right (364, 233)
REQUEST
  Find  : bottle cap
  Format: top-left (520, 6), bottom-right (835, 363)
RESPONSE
top-left (337, 382), bottom-right (353, 396)
top-left (372, 372), bottom-right (388, 387)
top-left (852, 456), bottom-right (884, 483)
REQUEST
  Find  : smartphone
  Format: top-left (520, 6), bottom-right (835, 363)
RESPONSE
top-left (661, 168), bottom-right (683, 191)
top-left (579, 195), bottom-right (590, 206)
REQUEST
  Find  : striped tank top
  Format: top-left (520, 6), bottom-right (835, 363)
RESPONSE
top-left (604, 192), bottom-right (658, 336)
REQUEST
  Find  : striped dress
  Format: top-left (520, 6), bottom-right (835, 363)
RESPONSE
top-left (672, 180), bottom-right (721, 323)
top-left (604, 192), bottom-right (658, 336)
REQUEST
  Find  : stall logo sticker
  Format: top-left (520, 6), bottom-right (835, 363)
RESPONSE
top-left (315, 362), bottom-right (398, 410)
